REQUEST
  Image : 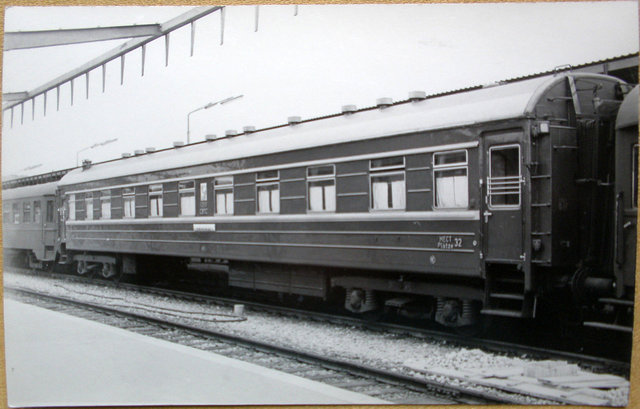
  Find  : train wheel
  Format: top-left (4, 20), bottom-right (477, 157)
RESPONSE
top-left (76, 261), bottom-right (88, 275)
top-left (101, 263), bottom-right (118, 279)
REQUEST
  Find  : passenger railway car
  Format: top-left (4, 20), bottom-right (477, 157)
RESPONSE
top-left (2, 182), bottom-right (58, 268)
top-left (3, 72), bottom-right (637, 331)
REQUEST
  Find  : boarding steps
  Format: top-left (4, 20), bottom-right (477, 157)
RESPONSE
top-left (583, 297), bottom-right (634, 333)
top-left (481, 272), bottom-right (535, 318)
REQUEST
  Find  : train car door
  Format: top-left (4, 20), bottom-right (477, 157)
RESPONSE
top-left (614, 137), bottom-right (637, 298)
top-left (43, 197), bottom-right (57, 259)
top-left (483, 132), bottom-right (524, 262)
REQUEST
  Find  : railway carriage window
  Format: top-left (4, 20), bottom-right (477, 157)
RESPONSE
top-left (85, 193), bottom-right (93, 220)
top-left (488, 145), bottom-right (521, 208)
top-left (33, 201), bottom-right (41, 223)
top-left (370, 156), bottom-right (406, 210)
top-left (12, 203), bottom-right (20, 224)
top-left (633, 144), bottom-right (638, 208)
top-left (307, 165), bottom-right (336, 212)
top-left (214, 177), bottom-right (234, 215)
top-left (200, 183), bottom-right (208, 202)
top-left (123, 188), bottom-right (135, 218)
top-left (178, 181), bottom-right (196, 216)
top-left (256, 171), bottom-right (280, 214)
top-left (46, 200), bottom-right (55, 223)
top-left (433, 150), bottom-right (468, 209)
top-left (148, 185), bottom-right (163, 217)
top-left (68, 194), bottom-right (76, 221)
top-left (23, 202), bottom-right (31, 223)
top-left (3, 206), bottom-right (9, 224)
top-left (100, 190), bottom-right (111, 219)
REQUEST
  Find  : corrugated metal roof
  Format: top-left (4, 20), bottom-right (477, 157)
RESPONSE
top-left (497, 53), bottom-right (638, 83)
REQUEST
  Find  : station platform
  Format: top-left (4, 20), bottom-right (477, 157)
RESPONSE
top-left (4, 299), bottom-right (388, 406)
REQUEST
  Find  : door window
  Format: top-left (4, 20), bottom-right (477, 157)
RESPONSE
top-left (33, 201), bottom-right (41, 223)
top-left (488, 145), bottom-right (521, 208)
top-left (46, 200), bottom-right (55, 223)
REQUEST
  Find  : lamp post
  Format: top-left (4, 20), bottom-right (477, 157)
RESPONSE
top-left (76, 138), bottom-right (118, 166)
top-left (186, 94), bottom-right (243, 144)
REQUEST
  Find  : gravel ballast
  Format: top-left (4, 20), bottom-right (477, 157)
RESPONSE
top-left (4, 270), bottom-right (629, 406)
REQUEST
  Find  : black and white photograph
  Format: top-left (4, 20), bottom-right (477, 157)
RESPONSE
top-left (2, 2), bottom-right (638, 407)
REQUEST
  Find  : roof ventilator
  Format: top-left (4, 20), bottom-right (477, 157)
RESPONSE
top-left (134, 150), bottom-right (144, 156)
top-left (243, 126), bottom-right (256, 133)
top-left (81, 160), bottom-right (92, 169)
top-left (145, 147), bottom-right (156, 153)
top-left (482, 82), bottom-right (501, 89)
top-left (408, 91), bottom-right (427, 102)
top-left (341, 104), bottom-right (357, 114)
top-left (225, 130), bottom-right (238, 137)
top-left (121, 153), bottom-right (132, 158)
top-left (205, 134), bottom-right (217, 142)
top-left (173, 141), bottom-right (185, 148)
top-left (288, 116), bottom-right (302, 125)
top-left (376, 97), bottom-right (393, 108)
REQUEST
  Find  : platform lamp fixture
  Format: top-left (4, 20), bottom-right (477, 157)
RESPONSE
top-left (186, 94), bottom-right (243, 144)
top-left (76, 138), bottom-right (118, 166)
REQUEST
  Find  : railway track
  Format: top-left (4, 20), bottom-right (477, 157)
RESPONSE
top-left (6, 267), bottom-right (631, 404)
top-left (12, 267), bottom-right (629, 376)
top-left (6, 286), bottom-right (508, 405)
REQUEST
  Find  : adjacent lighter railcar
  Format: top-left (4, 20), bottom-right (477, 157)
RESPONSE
top-left (2, 182), bottom-right (59, 268)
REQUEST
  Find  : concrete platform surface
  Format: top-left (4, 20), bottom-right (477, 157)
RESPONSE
top-left (4, 299), bottom-right (388, 407)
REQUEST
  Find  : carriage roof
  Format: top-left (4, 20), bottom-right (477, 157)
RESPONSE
top-left (2, 181), bottom-right (58, 200)
top-left (59, 73), bottom-right (621, 187)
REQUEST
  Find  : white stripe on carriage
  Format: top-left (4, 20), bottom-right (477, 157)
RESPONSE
top-left (68, 228), bottom-right (476, 236)
top-left (66, 210), bottom-right (480, 225)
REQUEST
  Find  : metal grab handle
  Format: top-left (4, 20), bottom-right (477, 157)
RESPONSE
top-left (615, 192), bottom-right (624, 266)
top-left (483, 210), bottom-right (492, 223)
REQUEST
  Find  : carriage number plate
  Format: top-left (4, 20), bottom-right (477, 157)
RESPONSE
top-left (437, 235), bottom-right (463, 249)
top-left (193, 224), bottom-right (216, 232)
